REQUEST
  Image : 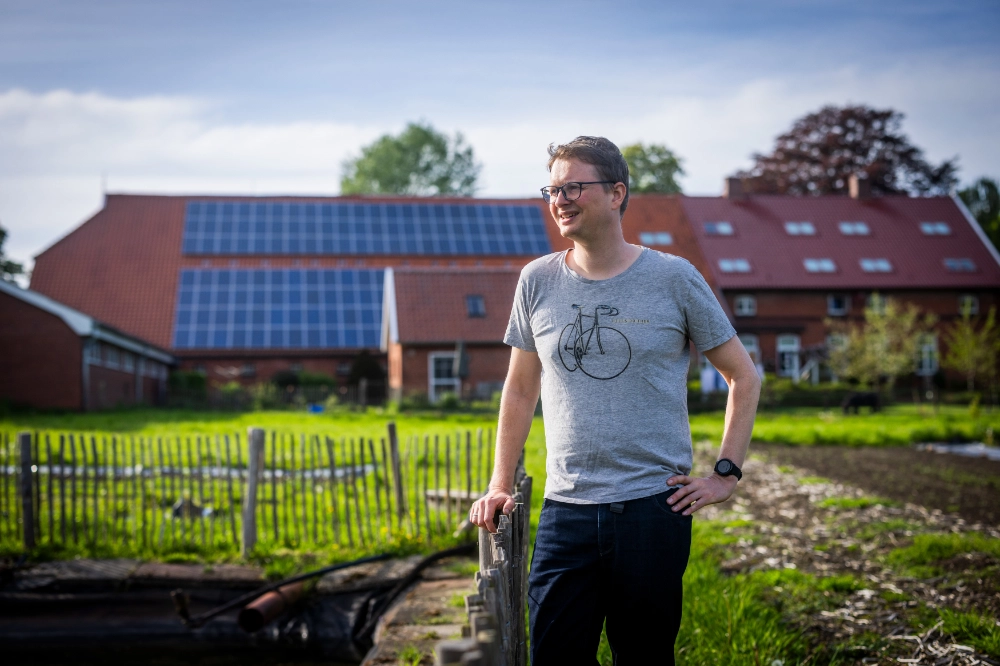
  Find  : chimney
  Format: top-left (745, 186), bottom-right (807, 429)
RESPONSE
top-left (724, 177), bottom-right (745, 200)
top-left (849, 174), bottom-right (871, 200)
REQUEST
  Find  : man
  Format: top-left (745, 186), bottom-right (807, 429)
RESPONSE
top-left (469, 136), bottom-right (760, 664)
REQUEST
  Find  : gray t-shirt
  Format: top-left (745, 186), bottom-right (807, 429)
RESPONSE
top-left (504, 247), bottom-right (736, 504)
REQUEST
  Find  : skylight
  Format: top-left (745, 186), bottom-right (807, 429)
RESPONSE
top-left (704, 221), bottom-right (734, 235)
top-left (860, 258), bottom-right (893, 272)
top-left (943, 258), bottom-right (976, 272)
top-left (785, 221), bottom-right (815, 235)
top-left (803, 258), bottom-right (836, 273)
top-left (838, 221), bottom-right (870, 235)
top-left (638, 231), bottom-right (673, 246)
top-left (466, 294), bottom-right (486, 317)
top-left (920, 222), bottom-right (951, 235)
top-left (718, 258), bottom-right (751, 273)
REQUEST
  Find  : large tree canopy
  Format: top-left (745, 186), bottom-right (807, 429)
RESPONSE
top-left (340, 122), bottom-right (481, 196)
top-left (621, 143), bottom-right (685, 194)
top-left (734, 105), bottom-right (958, 196)
top-left (0, 224), bottom-right (24, 283)
top-left (958, 177), bottom-right (1000, 250)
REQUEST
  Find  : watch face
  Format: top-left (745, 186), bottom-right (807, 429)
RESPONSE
top-left (717, 460), bottom-right (732, 474)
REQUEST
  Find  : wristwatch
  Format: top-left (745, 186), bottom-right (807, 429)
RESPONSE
top-left (714, 458), bottom-right (743, 481)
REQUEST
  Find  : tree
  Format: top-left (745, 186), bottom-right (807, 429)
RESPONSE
top-left (734, 105), bottom-right (958, 196)
top-left (621, 143), bottom-right (684, 194)
top-left (958, 177), bottom-right (1000, 250)
top-left (827, 294), bottom-right (937, 394)
top-left (0, 224), bottom-right (24, 283)
top-left (941, 306), bottom-right (998, 392)
top-left (340, 122), bottom-right (481, 196)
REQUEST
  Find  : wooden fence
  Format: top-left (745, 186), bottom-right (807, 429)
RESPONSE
top-left (0, 423), bottom-right (494, 555)
top-left (435, 463), bottom-right (532, 666)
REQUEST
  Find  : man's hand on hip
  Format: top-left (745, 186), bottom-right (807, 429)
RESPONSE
top-left (664, 474), bottom-right (739, 516)
top-left (470, 488), bottom-right (516, 533)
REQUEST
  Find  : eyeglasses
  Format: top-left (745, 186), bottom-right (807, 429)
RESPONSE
top-left (540, 181), bottom-right (617, 204)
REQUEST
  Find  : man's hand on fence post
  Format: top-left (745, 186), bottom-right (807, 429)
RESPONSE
top-left (470, 489), bottom-right (515, 534)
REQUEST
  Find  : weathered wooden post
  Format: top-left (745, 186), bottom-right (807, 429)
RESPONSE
top-left (19, 432), bottom-right (35, 550)
top-left (387, 422), bottom-right (405, 521)
top-left (242, 427), bottom-right (265, 556)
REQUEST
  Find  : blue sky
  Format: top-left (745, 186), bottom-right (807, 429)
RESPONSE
top-left (1, 0), bottom-right (998, 269)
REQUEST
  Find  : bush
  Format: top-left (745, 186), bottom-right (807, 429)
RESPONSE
top-left (251, 382), bottom-right (285, 410)
top-left (299, 371), bottom-right (337, 388)
top-left (437, 392), bottom-right (461, 411)
top-left (270, 369), bottom-right (299, 390)
top-left (400, 392), bottom-right (430, 411)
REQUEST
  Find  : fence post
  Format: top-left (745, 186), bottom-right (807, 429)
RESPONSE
top-left (19, 432), bottom-right (35, 550)
top-left (387, 422), bottom-right (405, 520)
top-left (242, 427), bottom-right (265, 556)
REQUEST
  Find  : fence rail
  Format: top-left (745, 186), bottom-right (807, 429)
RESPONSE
top-left (0, 423), bottom-right (494, 555)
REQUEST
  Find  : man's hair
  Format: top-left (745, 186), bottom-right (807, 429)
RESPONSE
top-left (547, 136), bottom-right (630, 216)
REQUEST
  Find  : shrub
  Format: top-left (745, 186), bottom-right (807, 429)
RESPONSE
top-left (438, 392), bottom-right (461, 411)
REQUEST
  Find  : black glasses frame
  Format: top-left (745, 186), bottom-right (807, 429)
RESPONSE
top-left (540, 181), bottom-right (618, 203)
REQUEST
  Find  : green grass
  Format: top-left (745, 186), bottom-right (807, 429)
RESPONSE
top-left (817, 496), bottom-right (898, 510)
top-left (799, 475), bottom-right (831, 485)
top-left (887, 532), bottom-right (1000, 577)
top-left (940, 608), bottom-right (1000, 657)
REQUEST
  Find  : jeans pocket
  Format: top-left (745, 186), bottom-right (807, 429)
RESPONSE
top-left (651, 487), bottom-right (690, 518)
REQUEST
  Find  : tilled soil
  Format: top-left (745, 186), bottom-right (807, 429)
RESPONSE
top-left (695, 443), bottom-right (1000, 665)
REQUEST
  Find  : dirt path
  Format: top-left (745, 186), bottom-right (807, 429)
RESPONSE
top-left (695, 442), bottom-right (1000, 665)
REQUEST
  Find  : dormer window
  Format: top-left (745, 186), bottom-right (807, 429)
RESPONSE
top-left (466, 294), bottom-right (486, 318)
top-left (920, 222), bottom-right (951, 235)
top-left (860, 258), bottom-right (893, 272)
top-left (638, 231), bottom-right (673, 246)
top-left (718, 258), bottom-right (751, 273)
top-left (784, 221), bottom-right (815, 235)
top-left (943, 258), bottom-right (976, 272)
top-left (704, 221), bottom-right (733, 235)
top-left (838, 221), bottom-right (870, 235)
top-left (803, 258), bottom-right (836, 273)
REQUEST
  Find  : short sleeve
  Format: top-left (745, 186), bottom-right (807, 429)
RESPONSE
top-left (683, 265), bottom-right (736, 352)
top-left (504, 273), bottom-right (537, 352)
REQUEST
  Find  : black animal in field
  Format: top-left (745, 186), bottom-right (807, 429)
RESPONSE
top-left (842, 391), bottom-right (881, 414)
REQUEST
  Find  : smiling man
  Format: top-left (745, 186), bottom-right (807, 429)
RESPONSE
top-left (469, 136), bottom-right (761, 664)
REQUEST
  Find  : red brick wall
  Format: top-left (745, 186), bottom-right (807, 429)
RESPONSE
top-left (399, 344), bottom-right (511, 398)
top-left (88, 365), bottom-right (139, 410)
top-left (0, 291), bottom-right (83, 410)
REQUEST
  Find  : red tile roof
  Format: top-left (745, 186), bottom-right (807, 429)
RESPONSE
top-left (680, 194), bottom-right (1000, 289)
top-left (388, 267), bottom-right (520, 345)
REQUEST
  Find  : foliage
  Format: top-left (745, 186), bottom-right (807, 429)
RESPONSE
top-left (939, 608), bottom-right (1000, 657)
top-left (348, 349), bottom-right (386, 385)
top-left (734, 104), bottom-right (958, 196)
top-left (887, 532), bottom-right (1000, 577)
top-left (826, 294), bottom-right (937, 393)
top-left (942, 306), bottom-right (998, 392)
top-left (270, 369), bottom-right (300, 389)
top-left (437, 392), bottom-right (461, 410)
top-left (621, 142), bottom-right (684, 194)
top-left (0, 224), bottom-right (24, 282)
top-left (958, 177), bottom-right (1000, 250)
top-left (340, 122), bottom-right (480, 196)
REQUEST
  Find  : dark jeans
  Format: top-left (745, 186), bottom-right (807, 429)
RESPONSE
top-left (528, 488), bottom-right (692, 665)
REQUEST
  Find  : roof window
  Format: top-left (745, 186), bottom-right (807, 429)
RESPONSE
top-left (838, 221), bottom-right (870, 235)
top-left (920, 222), bottom-right (951, 235)
top-left (803, 258), bottom-right (836, 273)
top-left (860, 258), bottom-right (893, 272)
top-left (943, 258), bottom-right (976, 272)
top-left (704, 221), bottom-right (733, 235)
top-left (718, 258), bottom-right (751, 273)
top-left (466, 294), bottom-right (486, 318)
top-left (638, 231), bottom-right (673, 246)
top-left (784, 221), bottom-right (815, 235)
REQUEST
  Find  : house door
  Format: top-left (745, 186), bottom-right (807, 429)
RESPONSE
top-left (428, 352), bottom-right (461, 403)
top-left (776, 334), bottom-right (801, 379)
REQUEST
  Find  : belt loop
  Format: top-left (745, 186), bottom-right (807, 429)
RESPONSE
top-left (610, 502), bottom-right (625, 514)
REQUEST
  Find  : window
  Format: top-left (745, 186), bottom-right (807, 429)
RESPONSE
top-left (105, 346), bottom-right (120, 368)
top-left (734, 295), bottom-right (756, 317)
top-left (827, 294), bottom-right (849, 316)
top-left (122, 352), bottom-right (135, 372)
top-left (943, 258), bottom-right (976, 272)
top-left (240, 363), bottom-right (257, 378)
top-left (704, 221), bottom-right (733, 235)
top-left (86, 342), bottom-right (102, 365)
top-left (920, 222), bottom-right (951, 235)
top-left (784, 221), bottom-right (815, 235)
top-left (803, 258), bottom-right (836, 273)
top-left (428, 352), bottom-right (461, 403)
top-left (860, 258), bottom-right (893, 272)
top-left (776, 335), bottom-right (800, 378)
top-left (718, 258), bottom-right (751, 273)
top-left (838, 221), bottom-right (870, 235)
top-left (916, 333), bottom-right (938, 377)
top-left (466, 294), bottom-right (486, 318)
top-left (638, 231), bottom-right (673, 246)
top-left (958, 294), bottom-right (979, 316)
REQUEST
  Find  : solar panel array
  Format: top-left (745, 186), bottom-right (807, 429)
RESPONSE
top-left (173, 268), bottom-right (384, 350)
top-left (181, 201), bottom-right (551, 256)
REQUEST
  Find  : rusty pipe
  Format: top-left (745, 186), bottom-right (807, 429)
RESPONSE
top-left (237, 582), bottom-right (304, 633)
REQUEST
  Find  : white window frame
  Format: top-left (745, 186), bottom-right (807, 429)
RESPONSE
top-left (776, 334), bottom-right (801, 379)
top-left (784, 221), bottom-right (816, 235)
top-left (804, 258), bottom-right (836, 273)
top-left (827, 294), bottom-right (849, 316)
top-left (428, 352), bottom-right (461, 403)
top-left (734, 295), bottom-right (756, 317)
top-left (916, 333), bottom-right (938, 377)
top-left (838, 221), bottom-right (870, 235)
top-left (958, 294), bottom-right (979, 316)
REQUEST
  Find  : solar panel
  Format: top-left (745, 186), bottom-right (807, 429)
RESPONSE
top-left (172, 268), bottom-right (384, 350)
top-left (182, 201), bottom-right (551, 256)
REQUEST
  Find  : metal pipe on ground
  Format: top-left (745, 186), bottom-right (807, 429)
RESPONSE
top-left (237, 582), bottom-right (304, 633)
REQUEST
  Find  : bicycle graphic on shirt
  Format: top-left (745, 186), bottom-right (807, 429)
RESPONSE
top-left (558, 304), bottom-right (632, 380)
